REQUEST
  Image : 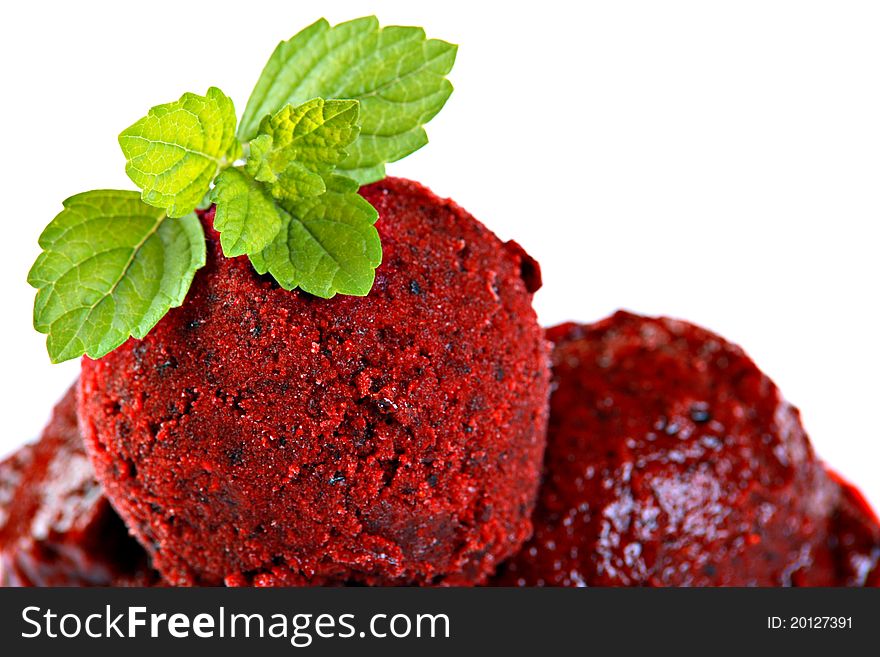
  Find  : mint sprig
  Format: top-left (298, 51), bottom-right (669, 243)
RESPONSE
top-left (28, 191), bottom-right (205, 363)
top-left (29, 16), bottom-right (455, 362)
top-left (238, 16), bottom-right (457, 184)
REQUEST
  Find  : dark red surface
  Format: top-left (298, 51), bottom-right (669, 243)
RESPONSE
top-left (79, 177), bottom-right (550, 586)
top-left (823, 471), bottom-right (880, 586)
top-left (494, 312), bottom-right (873, 586)
top-left (0, 385), bottom-right (158, 587)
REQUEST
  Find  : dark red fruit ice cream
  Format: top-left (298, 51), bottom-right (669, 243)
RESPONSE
top-left (495, 311), bottom-right (852, 586)
top-left (0, 385), bottom-right (157, 587)
top-left (821, 471), bottom-right (880, 586)
top-left (79, 177), bottom-right (550, 586)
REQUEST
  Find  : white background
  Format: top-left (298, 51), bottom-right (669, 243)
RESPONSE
top-left (1, 1), bottom-right (878, 510)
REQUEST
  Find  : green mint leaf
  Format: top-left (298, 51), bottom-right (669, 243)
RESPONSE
top-left (245, 134), bottom-right (278, 183)
top-left (250, 174), bottom-right (381, 298)
top-left (245, 98), bottom-right (360, 202)
top-left (269, 160), bottom-right (327, 202)
top-left (247, 99), bottom-right (360, 181)
top-left (211, 168), bottom-right (284, 257)
top-left (120, 87), bottom-right (241, 218)
top-left (238, 16), bottom-right (456, 184)
top-left (335, 163), bottom-right (387, 186)
top-left (28, 191), bottom-right (206, 363)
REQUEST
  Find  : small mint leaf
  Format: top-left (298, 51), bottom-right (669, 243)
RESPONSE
top-left (250, 174), bottom-right (381, 298)
top-left (245, 98), bottom-right (359, 202)
top-left (211, 168), bottom-right (285, 257)
top-left (120, 87), bottom-right (241, 218)
top-left (238, 17), bottom-right (456, 184)
top-left (246, 134), bottom-right (278, 183)
top-left (28, 191), bottom-right (205, 363)
top-left (272, 160), bottom-right (327, 202)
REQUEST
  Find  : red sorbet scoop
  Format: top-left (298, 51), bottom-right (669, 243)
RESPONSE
top-left (0, 385), bottom-right (158, 586)
top-left (78, 177), bottom-right (550, 586)
top-left (495, 312), bottom-right (879, 586)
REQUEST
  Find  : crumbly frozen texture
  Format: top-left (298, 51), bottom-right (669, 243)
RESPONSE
top-left (0, 385), bottom-right (158, 587)
top-left (495, 312), bottom-right (844, 586)
top-left (79, 177), bottom-right (550, 586)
